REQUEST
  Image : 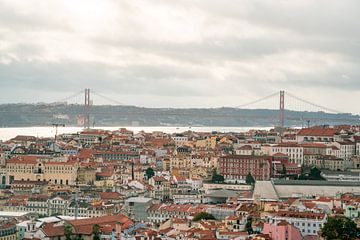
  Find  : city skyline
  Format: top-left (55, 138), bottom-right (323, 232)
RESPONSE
top-left (0, 0), bottom-right (359, 113)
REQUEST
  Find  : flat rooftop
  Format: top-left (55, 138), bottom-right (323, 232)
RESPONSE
top-left (125, 197), bottom-right (152, 203)
top-left (0, 211), bottom-right (30, 217)
top-left (273, 180), bottom-right (360, 186)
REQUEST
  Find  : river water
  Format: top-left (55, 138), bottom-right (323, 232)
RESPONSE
top-left (0, 126), bottom-right (272, 141)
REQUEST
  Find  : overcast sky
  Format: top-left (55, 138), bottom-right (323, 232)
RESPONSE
top-left (0, 0), bottom-right (359, 113)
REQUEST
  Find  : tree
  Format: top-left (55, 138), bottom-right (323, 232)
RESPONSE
top-left (145, 167), bottom-right (155, 180)
top-left (93, 224), bottom-right (101, 240)
top-left (281, 164), bottom-right (287, 177)
top-left (321, 217), bottom-right (359, 240)
top-left (74, 236), bottom-right (84, 240)
top-left (246, 173), bottom-right (256, 185)
top-left (309, 167), bottom-right (325, 180)
top-left (298, 173), bottom-right (307, 180)
top-left (64, 224), bottom-right (73, 240)
top-left (245, 217), bottom-right (253, 234)
top-left (211, 169), bottom-right (224, 183)
top-left (193, 212), bottom-right (216, 222)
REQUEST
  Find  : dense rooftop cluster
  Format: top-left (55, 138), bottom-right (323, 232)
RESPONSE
top-left (0, 125), bottom-right (360, 239)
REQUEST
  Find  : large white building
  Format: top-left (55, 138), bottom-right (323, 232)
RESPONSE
top-left (334, 141), bottom-right (356, 161)
top-left (267, 211), bottom-right (327, 236)
top-left (271, 143), bottom-right (304, 165)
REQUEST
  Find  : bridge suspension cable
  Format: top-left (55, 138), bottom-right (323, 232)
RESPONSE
top-left (52, 90), bottom-right (84, 103)
top-left (91, 91), bottom-right (126, 106)
top-left (234, 92), bottom-right (278, 109)
top-left (285, 92), bottom-right (343, 114)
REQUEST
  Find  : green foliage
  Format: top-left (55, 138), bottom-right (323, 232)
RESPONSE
top-left (281, 164), bottom-right (287, 175)
top-left (298, 173), bottom-right (307, 180)
top-left (309, 167), bottom-right (325, 180)
top-left (321, 217), bottom-right (359, 240)
top-left (64, 224), bottom-right (73, 240)
top-left (145, 167), bottom-right (155, 180)
top-left (193, 212), bottom-right (216, 222)
top-left (246, 173), bottom-right (256, 185)
top-left (245, 217), bottom-right (253, 234)
top-left (298, 167), bottom-right (325, 180)
top-left (211, 169), bottom-right (224, 183)
top-left (93, 224), bottom-right (101, 240)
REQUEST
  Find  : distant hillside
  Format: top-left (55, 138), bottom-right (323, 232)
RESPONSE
top-left (0, 103), bottom-right (358, 127)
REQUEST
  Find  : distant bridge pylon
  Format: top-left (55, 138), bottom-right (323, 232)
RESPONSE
top-left (49, 88), bottom-right (352, 128)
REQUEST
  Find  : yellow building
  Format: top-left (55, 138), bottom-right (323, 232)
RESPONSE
top-left (6, 156), bottom-right (78, 185)
top-left (170, 156), bottom-right (191, 170)
top-left (195, 137), bottom-right (217, 149)
top-left (77, 166), bottom-right (96, 185)
top-left (162, 158), bottom-right (171, 171)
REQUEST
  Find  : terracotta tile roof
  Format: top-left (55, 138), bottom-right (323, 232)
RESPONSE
top-left (172, 218), bottom-right (188, 224)
top-left (152, 176), bottom-right (167, 182)
top-left (11, 135), bottom-right (37, 141)
top-left (275, 211), bottom-right (325, 220)
top-left (44, 161), bottom-right (77, 166)
top-left (69, 214), bottom-right (133, 235)
top-left (218, 231), bottom-right (248, 236)
top-left (7, 156), bottom-right (38, 165)
top-left (301, 143), bottom-right (328, 148)
top-left (297, 128), bottom-right (337, 137)
top-left (274, 142), bottom-right (300, 147)
top-left (99, 192), bottom-right (123, 200)
top-left (41, 222), bottom-right (65, 237)
top-left (316, 197), bottom-right (333, 202)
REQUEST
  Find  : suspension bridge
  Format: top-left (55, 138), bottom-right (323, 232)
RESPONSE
top-left (40, 88), bottom-right (356, 129)
top-left (0, 89), bottom-right (357, 128)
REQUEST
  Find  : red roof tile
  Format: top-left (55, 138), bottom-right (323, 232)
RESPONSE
top-left (297, 128), bottom-right (337, 137)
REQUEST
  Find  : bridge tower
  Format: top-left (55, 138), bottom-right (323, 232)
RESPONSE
top-left (84, 88), bottom-right (91, 129)
top-left (279, 90), bottom-right (285, 127)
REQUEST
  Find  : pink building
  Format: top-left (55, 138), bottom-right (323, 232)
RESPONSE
top-left (263, 220), bottom-right (302, 240)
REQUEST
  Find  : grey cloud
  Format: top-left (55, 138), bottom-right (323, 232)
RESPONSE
top-left (0, 0), bottom-right (359, 112)
top-left (0, 60), bottom-right (215, 97)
